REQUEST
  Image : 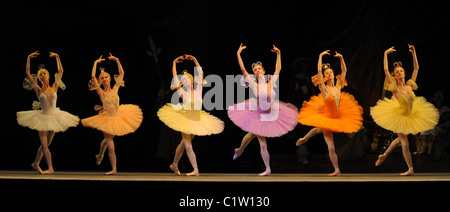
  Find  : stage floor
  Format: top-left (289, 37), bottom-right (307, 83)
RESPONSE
top-left (1, 170), bottom-right (450, 182)
top-left (2, 170), bottom-right (450, 192)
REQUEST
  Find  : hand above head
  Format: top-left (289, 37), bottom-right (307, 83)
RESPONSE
top-left (333, 51), bottom-right (343, 59)
top-left (271, 45), bottom-right (280, 54)
top-left (95, 55), bottom-right (105, 64)
top-left (184, 54), bottom-right (197, 62)
top-left (408, 44), bottom-right (416, 53)
top-left (320, 50), bottom-right (331, 57)
top-left (385, 46), bottom-right (396, 54)
top-left (237, 43), bottom-right (247, 55)
top-left (173, 55), bottom-right (185, 63)
top-left (49, 52), bottom-right (59, 58)
top-left (108, 52), bottom-right (119, 61)
top-left (28, 50), bottom-right (40, 58)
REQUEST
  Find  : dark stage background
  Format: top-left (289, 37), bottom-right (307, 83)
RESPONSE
top-left (2, 1), bottom-right (450, 173)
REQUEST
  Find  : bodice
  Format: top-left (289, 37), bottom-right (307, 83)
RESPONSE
top-left (100, 89), bottom-right (120, 116)
top-left (38, 92), bottom-right (57, 114)
top-left (396, 93), bottom-right (415, 115)
top-left (324, 94), bottom-right (340, 118)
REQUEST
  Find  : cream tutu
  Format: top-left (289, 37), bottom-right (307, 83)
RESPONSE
top-left (82, 104), bottom-right (143, 136)
top-left (17, 93), bottom-right (79, 132)
top-left (157, 103), bottom-right (224, 136)
top-left (81, 86), bottom-right (143, 136)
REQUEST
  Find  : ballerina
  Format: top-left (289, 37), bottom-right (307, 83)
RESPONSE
top-left (297, 50), bottom-right (363, 176)
top-left (157, 54), bottom-right (224, 176)
top-left (371, 45), bottom-right (439, 176)
top-left (228, 44), bottom-right (299, 176)
top-left (81, 53), bottom-right (143, 175)
top-left (17, 51), bottom-right (80, 174)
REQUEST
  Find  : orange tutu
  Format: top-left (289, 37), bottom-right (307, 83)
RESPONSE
top-left (82, 104), bottom-right (143, 136)
top-left (298, 92), bottom-right (363, 133)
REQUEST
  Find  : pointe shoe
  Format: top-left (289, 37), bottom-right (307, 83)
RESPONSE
top-left (328, 170), bottom-right (341, 177)
top-left (258, 170), bottom-right (271, 176)
top-left (42, 169), bottom-right (54, 175)
top-left (400, 170), bottom-right (414, 176)
top-left (105, 170), bottom-right (117, 175)
top-left (375, 154), bottom-right (386, 166)
top-left (233, 149), bottom-right (242, 160)
top-left (186, 171), bottom-right (200, 176)
top-left (296, 138), bottom-right (307, 146)
top-left (170, 164), bottom-right (181, 176)
top-left (31, 163), bottom-right (43, 174)
top-left (95, 154), bottom-right (104, 165)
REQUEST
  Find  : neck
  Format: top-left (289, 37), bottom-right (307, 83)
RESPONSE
top-left (396, 78), bottom-right (405, 86)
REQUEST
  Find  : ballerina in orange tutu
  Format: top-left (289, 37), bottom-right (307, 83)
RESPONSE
top-left (81, 53), bottom-right (143, 175)
top-left (297, 50), bottom-right (363, 176)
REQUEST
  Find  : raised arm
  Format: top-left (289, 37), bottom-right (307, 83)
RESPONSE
top-left (272, 45), bottom-right (281, 76)
top-left (334, 51), bottom-right (347, 89)
top-left (49, 52), bottom-right (63, 90)
top-left (409, 44), bottom-right (419, 82)
top-left (91, 55), bottom-right (105, 91)
top-left (185, 54), bottom-right (203, 92)
top-left (383, 46), bottom-right (396, 85)
top-left (108, 53), bottom-right (124, 90)
top-left (237, 43), bottom-right (250, 78)
top-left (26, 51), bottom-right (40, 96)
top-left (171, 55), bottom-right (185, 89)
top-left (317, 50), bottom-right (330, 92)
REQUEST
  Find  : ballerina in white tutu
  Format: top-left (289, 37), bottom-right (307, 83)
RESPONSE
top-left (157, 54), bottom-right (224, 176)
top-left (17, 51), bottom-right (80, 174)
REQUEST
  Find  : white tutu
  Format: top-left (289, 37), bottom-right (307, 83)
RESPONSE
top-left (17, 92), bottom-right (79, 132)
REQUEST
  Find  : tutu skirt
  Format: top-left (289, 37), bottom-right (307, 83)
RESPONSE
top-left (298, 92), bottom-right (363, 133)
top-left (227, 98), bottom-right (299, 137)
top-left (370, 96), bottom-right (439, 135)
top-left (17, 109), bottom-right (79, 132)
top-left (157, 103), bottom-right (224, 136)
top-left (81, 104), bottom-right (143, 136)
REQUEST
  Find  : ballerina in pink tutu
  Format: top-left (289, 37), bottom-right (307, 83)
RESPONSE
top-left (228, 44), bottom-right (299, 176)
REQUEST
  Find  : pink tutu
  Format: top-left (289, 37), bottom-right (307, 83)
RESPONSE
top-left (227, 98), bottom-right (299, 137)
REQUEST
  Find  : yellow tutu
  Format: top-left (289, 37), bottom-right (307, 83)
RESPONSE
top-left (371, 95), bottom-right (438, 135)
top-left (157, 103), bottom-right (224, 136)
top-left (82, 104), bottom-right (143, 136)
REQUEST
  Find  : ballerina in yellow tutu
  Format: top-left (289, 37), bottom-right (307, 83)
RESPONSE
top-left (371, 45), bottom-right (439, 176)
top-left (81, 53), bottom-right (143, 175)
top-left (157, 55), bottom-right (224, 176)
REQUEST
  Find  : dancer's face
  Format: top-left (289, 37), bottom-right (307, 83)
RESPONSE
top-left (393, 67), bottom-right (405, 79)
top-left (99, 72), bottom-right (111, 87)
top-left (38, 69), bottom-right (50, 84)
top-left (323, 68), bottom-right (334, 80)
top-left (252, 64), bottom-right (265, 78)
top-left (181, 74), bottom-right (193, 88)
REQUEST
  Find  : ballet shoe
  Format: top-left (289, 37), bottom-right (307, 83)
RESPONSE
top-left (233, 149), bottom-right (242, 160)
top-left (170, 164), bottom-right (181, 176)
top-left (95, 154), bottom-right (104, 165)
top-left (31, 163), bottom-right (43, 174)
top-left (258, 170), bottom-right (271, 176)
top-left (105, 170), bottom-right (117, 175)
top-left (375, 154), bottom-right (386, 166)
top-left (295, 138), bottom-right (307, 146)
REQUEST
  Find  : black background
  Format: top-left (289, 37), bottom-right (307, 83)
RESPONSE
top-left (2, 0), bottom-right (449, 173)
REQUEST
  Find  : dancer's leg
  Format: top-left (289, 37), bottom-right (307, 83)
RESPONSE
top-left (233, 132), bottom-right (256, 160)
top-left (296, 128), bottom-right (322, 146)
top-left (170, 136), bottom-right (185, 175)
top-left (38, 131), bottom-right (54, 175)
top-left (375, 137), bottom-right (400, 166)
top-left (398, 133), bottom-right (414, 176)
top-left (183, 133), bottom-right (199, 176)
top-left (103, 133), bottom-right (117, 175)
top-left (323, 130), bottom-right (340, 176)
top-left (256, 135), bottom-right (271, 176)
top-left (32, 131), bottom-right (55, 174)
top-left (96, 139), bottom-right (107, 165)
